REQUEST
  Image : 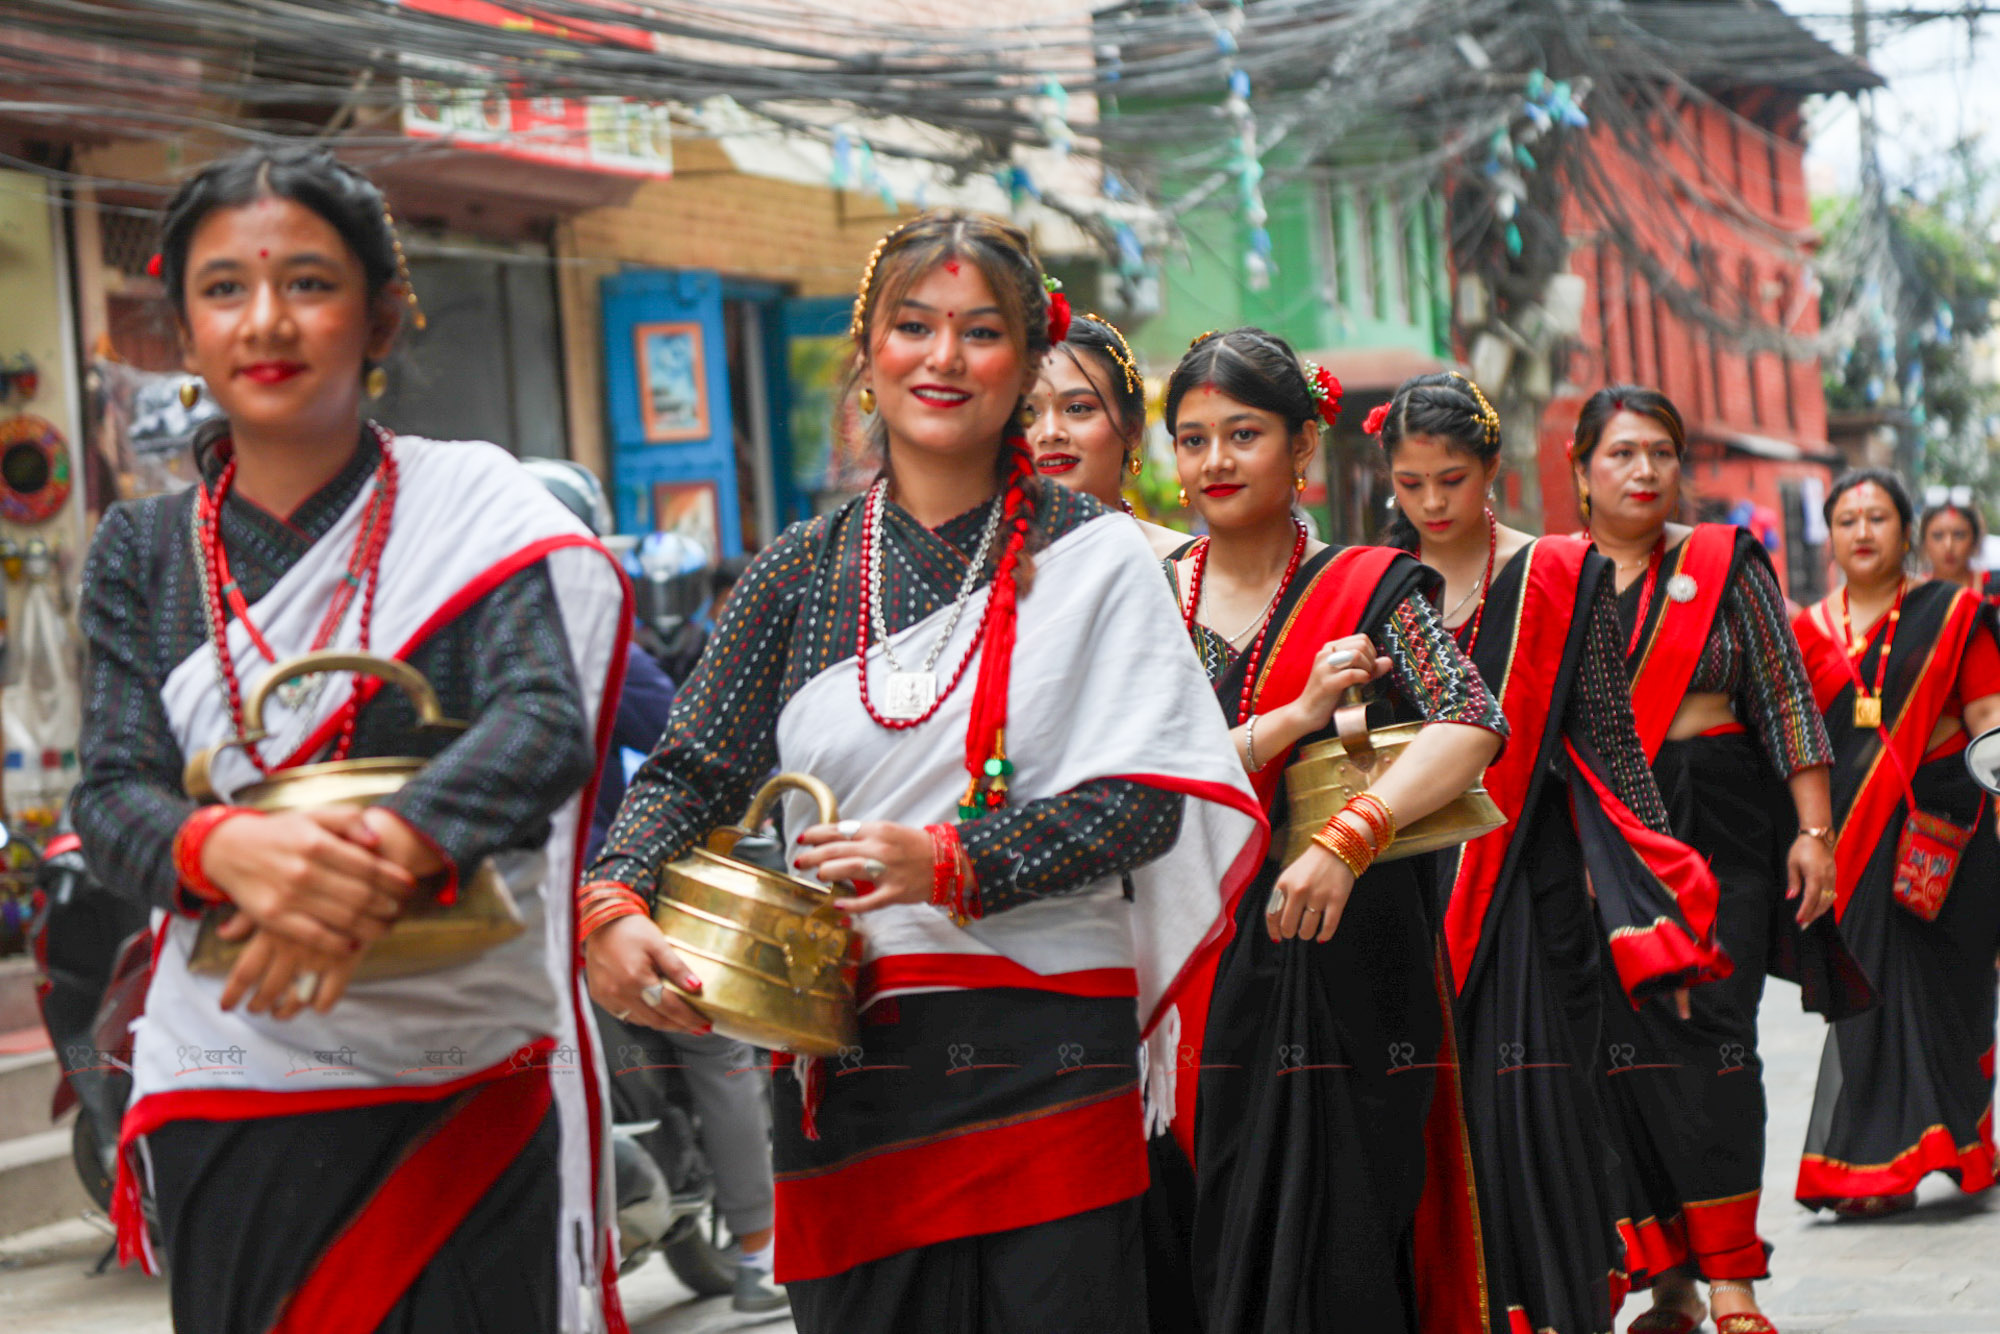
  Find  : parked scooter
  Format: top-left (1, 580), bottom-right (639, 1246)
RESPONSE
top-left (602, 1013), bottom-right (742, 1297)
top-left (27, 827), bottom-right (152, 1262)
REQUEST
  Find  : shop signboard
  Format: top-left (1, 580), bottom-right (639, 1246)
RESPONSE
top-left (397, 0), bottom-right (673, 177)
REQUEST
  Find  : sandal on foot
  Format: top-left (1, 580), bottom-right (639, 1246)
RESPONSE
top-left (1829, 1193), bottom-right (1915, 1218)
top-left (1628, 1311), bottom-right (1702, 1334)
top-left (1716, 1315), bottom-right (1780, 1334)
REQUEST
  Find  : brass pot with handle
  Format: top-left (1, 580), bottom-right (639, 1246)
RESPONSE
top-left (1281, 685), bottom-right (1507, 865)
top-left (185, 651), bottom-right (526, 982)
top-left (650, 774), bottom-right (860, 1057)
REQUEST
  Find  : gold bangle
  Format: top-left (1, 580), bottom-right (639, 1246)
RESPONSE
top-left (1796, 825), bottom-right (1836, 853)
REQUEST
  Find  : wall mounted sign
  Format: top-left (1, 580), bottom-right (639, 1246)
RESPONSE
top-left (634, 321), bottom-right (711, 443)
top-left (0, 415), bottom-right (72, 525)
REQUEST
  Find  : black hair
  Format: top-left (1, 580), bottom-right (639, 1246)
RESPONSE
top-left (1571, 384), bottom-right (1687, 464)
top-left (1165, 327), bottom-right (1318, 437)
top-left (158, 145), bottom-right (401, 322)
top-left (1054, 314), bottom-right (1146, 449)
top-left (1919, 500), bottom-right (1984, 544)
top-left (1375, 372), bottom-right (1501, 547)
top-left (1824, 468), bottom-right (1914, 534)
top-left (1378, 373), bottom-right (1498, 463)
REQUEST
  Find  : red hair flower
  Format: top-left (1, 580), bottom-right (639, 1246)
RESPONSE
top-left (1043, 274), bottom-right (1072, 345)
top-left (1362, 402), bottom-right (1391, 436)
top-left (1302, 361), bottom-right (1343, 427)
top-left (146, 252), bottom-right (163, 279)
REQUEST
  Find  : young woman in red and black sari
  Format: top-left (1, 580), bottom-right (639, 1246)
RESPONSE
top-left (1160, 330), bottom-right (1507, 1334)
top-left (1375, 372), bottom-right (1730, 1334)
top-left (1574, 386), bottom-right (1864, 1334)
top-left (1792, 469), bottom-right (2000, 1215)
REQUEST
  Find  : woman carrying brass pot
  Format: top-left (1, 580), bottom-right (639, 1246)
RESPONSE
top-left (1375, 371), bottom-right (1729, 1333)
top-left (1160, 329), bottom-right (1507, 1334)
top-left (1572, 385), bottom-right (1864, 1334)
top-left (70, 147), bottom-right (630, 1332)
top-left (581, 211), bottom-right (1265, 1332)
top-left (1790, 470), bottom-right (2000, 1216)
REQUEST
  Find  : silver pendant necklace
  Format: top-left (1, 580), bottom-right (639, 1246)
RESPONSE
top-left (866, 479), bottom-right (1004, 721)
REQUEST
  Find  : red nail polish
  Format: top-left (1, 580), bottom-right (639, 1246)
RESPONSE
top-left (685, 976), bottom-right (703, 992)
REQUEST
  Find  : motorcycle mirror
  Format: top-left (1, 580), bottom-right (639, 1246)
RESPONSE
top-left (1965, 726), bottom-right (2000, 798)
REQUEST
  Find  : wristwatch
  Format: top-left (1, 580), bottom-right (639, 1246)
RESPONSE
top-left (1795, 825), bottom-right (1837, 852)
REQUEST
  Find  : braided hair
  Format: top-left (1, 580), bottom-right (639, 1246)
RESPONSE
top-left (1372, 372), bottom-right (1503, 545)
top-left (841, 210), bottom-right (1056, 487)
top-left (1165, 328), bottom-right (1319, 436)
top-left (158, 146), bottom-right (411, 322)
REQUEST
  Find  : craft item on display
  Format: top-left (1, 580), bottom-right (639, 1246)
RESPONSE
top-left (2, 540), bottom-right (82, 827)
top-left (0, 355), bottom-right (39, 405)
top-left (0, 415), bottom-right (72, 525)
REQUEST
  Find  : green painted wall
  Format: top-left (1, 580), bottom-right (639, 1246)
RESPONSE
top-left (1132, 175), bottom-right (1455, 370)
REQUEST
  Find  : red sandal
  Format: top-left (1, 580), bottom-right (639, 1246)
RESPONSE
top-left (1716, 1315), bottom-right (1780, 1334)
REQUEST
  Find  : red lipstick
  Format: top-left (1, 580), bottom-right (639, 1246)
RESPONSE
top-left (238, 361), bottom-right (307, 384)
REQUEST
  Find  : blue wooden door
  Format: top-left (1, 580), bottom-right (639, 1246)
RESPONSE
top-left (601, 268), bottom-right (740, 556)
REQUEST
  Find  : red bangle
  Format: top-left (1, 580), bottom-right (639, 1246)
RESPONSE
top-left (925, 823), bottom-right (984, 926)
top-left (172, 806), bottom-right (254, 906)
top-left (578, 880), bottom-right (648, 941)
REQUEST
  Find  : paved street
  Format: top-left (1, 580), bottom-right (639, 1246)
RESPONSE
top-left (2, 989), bottom-right (1992, 1333)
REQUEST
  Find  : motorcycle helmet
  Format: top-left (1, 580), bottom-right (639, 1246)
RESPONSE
top-left (521, 458), bottom-right (614, 538)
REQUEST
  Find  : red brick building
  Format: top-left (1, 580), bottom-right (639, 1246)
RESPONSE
top-left (1535, 22), bottom-right (1878, 599)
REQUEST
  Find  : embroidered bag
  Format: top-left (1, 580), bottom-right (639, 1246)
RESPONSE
top-left (1890, 808), bottom-right (1974, 922)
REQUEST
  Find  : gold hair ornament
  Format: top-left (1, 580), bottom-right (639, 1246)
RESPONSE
top-left (1188, 329), bottom-right (1222, 350)
top-left (1446, 371), bottom-right (1500, 450)
top-left (1082, 312), bottom-right (1143, 394)
top-left (848, 219), bottom-right (922, 342)
top-left (383, 203), bottom-right (426, 332)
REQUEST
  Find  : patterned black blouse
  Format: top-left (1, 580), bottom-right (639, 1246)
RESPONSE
top-left (589, 482), bottom-right (1184, 915)
top-left (72, 428), bottom-right (596, 913)
top-left (1167, 554), bottom-right (1509, 739)
top-left (1617, 532), bottom-right (1833, 779)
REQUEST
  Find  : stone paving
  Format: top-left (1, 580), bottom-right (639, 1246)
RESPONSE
top-left (1, 989), bottom-right (1991, 1333)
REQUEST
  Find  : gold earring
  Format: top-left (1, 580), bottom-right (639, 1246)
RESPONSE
top-left (1019, 404), bottom-right (1036, 428)
top-left (1128, 454), bottom-right (1143, 476)
top-left (858, 386), bottom-right (877, 414)
top-left (365, 365), bottom-right (388, 400)
top-left (1580, 493), bottom-right (1592, 522)
top-left (1295, 475), bottom-right (1307, 494)
top-left (1178, 486), bottom-right (1189, 507)
top-left (178, 380), bottom-right (199, 409)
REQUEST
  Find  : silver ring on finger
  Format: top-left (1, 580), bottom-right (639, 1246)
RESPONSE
top-left (1267, 887), bottom-right (1285, 915)
top-left (862, 858), bottom-right (888, 881)
top-left (1301, 905), bottom-right (1321, 918)
top-left (614, 1009), bottom-right (633, 1022)
top-left (293, 971), bottom-right (320, 1005)
top-left (641, 982), bottom-right (666, 1008)
top-left (836, 819), bottom-right (862, 838)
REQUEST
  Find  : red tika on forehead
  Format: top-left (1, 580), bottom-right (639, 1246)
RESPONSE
top-left (944, 257), bottom-right (962, 275)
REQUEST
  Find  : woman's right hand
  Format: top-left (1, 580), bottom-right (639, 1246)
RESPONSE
top-left (583, 915), bottom-right (713, 1035)
top-left (201, 808), bottom-right (417, 955)
top-left (1289, 634), bottom-right (1391, 733)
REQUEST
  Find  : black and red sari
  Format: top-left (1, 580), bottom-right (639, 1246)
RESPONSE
top-left (1169, 544), bottom-right (1508, 1334)
top-left (1792, 580), bottom-right (2000, 1208)
top-left (1413, 537), bottom-right (1730, 1334)
top-left (1599, 524), bottom-right (1869, 1284)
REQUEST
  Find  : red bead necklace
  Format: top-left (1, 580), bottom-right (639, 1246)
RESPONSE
top-left (1451, 509), bottom-right (1499, 655)
top-left (196, 423), bottom-right (399, 771)
top-left (854, 469), bottom-right (1026, 731)
top-left (1181, 516), bottom-right (1308, 724)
